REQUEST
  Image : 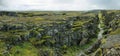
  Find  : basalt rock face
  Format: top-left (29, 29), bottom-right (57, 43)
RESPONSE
top-left (1, 16), bottom-right (99, 47)
top-left (36, 17), bottom-right (98, 47)
top-left (87, 34), bottom-right (120, 56)
top-left (0, 11), bottom-right (100, 56)
top-left (81, 10), bottom-right (120, 56)
top-left (1, 10), bottom-right (120, 56)
top-left (0, 11), bottom-right (120, 56)
top-left (98, 11), bottom-right (120, 56)
top-left (0, 24), bottom-right (26, 31)
top-left (100, 10), bottom-right (120, 34)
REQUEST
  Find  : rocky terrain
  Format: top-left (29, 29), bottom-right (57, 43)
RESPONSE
top-left (78, 10), bottom-right (120, 56)
top-left (0, 10), bottom-right (120, 56)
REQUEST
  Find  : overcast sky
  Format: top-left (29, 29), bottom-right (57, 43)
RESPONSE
top-left (0, 0), bottom-right (120, 11)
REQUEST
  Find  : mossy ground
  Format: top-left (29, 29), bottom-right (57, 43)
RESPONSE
top-left (0, 11), bottom-right (105, 56)
top-left (9, 42), bottom-right (38, 56)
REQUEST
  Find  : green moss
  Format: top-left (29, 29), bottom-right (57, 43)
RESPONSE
top-left (36, 40), bottom-right (46, 45)
top-left (30, 30), bottom-right (39, 37)
top-left (100, 23), bottom-right (105, 28)
top-left (80, 38), bottom-right (97, 50)
top-left (34, 18), bottom-right (44, 21)
top-left (94, 48), bottom-right (102, 56)
top-left (73, 21), bottom-right (85, 27)
top-left (101, 38), bottom-right (106, 44)
top-left (98, 12), bottom-right (103, 20)
top-left (62, 45), bottom-right (67, 49)
top-left (38, 47), bottom-right (55, 56)
top-left (42, 36), bottom-right (52, 39)
top-left (110, 28), bottom-right (120, 35)
top-left (0, 41), bottom-right (6, 56)
top-left (63, 46), bottom-right (82, 56)
top-left (37, 28), bottom-right (44, 32)
top-left (29, 37), bottom-right (37, 44)
top-left (63, 38), bottom-right (97, 56)
top-left (108, 28), bottom-right (112, 32)
top-left (98, 11), bottom-right (105, 23)
top-left (56, 21), bottom-right (64, 24)
top-left (49, 40), bottom-right (56, 44)
top-left (10, 42), bottom-right (38, 56)
top-left (71, 27), bottom-right (81, 31)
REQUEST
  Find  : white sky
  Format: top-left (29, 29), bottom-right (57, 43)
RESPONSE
top-left (0, 0), bottom-right (120, 11)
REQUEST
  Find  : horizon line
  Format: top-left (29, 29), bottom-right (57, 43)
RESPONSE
top-left (0, 9), bottom-right (120, 12)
